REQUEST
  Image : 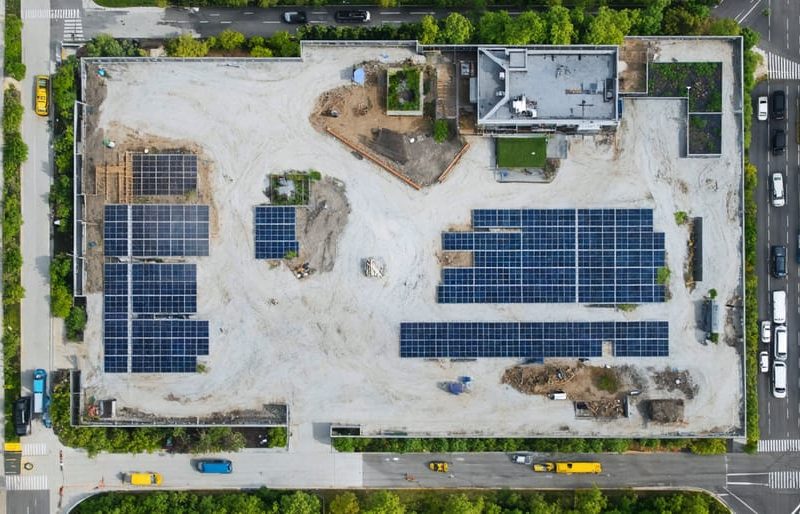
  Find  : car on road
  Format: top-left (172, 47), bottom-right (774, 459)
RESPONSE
top-left (512, 454), bottom-right (533, 465)
top-left (128, 472), bottom-right (163, 486)
top-left (772, 245), bottom-right (787, 278)
top-left (773, 361), bottom-right (787, 398)
top-left (760, 351), bottom-right (769, 373)
top-left (772, 90), bottom-right (786, 120)
top-left (195, 459), bottom-right (232, 474)
top-left (758, 96), bottom-right (768, 121)
top-left (773, 130), bottom-right (787, 155)
top-left (428, 461), bottom-right (449, 473)
top-left (335, 9), bottom-right (371, 23)
top-left (761, 320), bottom-right (772, 344)
top-left (771, 172), bottom-right (785, 207)
top-left (282, 11), bottom-right (307, 24)
top-left (34, 75), bottom-right (49, 117)
top-left (774, 324), bottom-right (788, 361)
top-left (13, 397), bottom-right (31, 436)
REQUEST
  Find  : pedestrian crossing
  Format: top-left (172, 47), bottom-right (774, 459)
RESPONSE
top-left (22, 8), bottom-right (79, 20)
top-left (5, 475), bottom-right (48, 491)
top-left (64, 18), bottom-right (84, 42)
top-left (758, 439), bottom-right (800, 452)
top-left (21, 443), bottom-right (47, 456)
top-left (769, 471), bottom-right (800, 489)
top-left (768, 53), bottom-right (800, 80)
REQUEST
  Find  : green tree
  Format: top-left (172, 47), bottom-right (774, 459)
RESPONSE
top-left (85, 34), bottom-right (123, 57)
top-left (662, 5), bottom-right (709, 35)
top-left (546, 5), bottom-right (574, 45)
top-left (166, 34), bottom-right (209, 57)
top-left (217, 29), bottom-right (246, 51)
top-left (66, 305), bottom-right (87, 340)
top-left (508, 11), bottom-right (547, 45)
top-left (268, 32), bottom-right (300, 57)
top-left (477, 11), bottom-right (513, 44)
top-left (4, 132), bottom-right (29, 167)
top-left (363, 491), bottom-right (404, 514)
top-left (3, 283), bottom-right (25, 306)
top-left (419, 15), bottom-right (439, 45)
top-left (52, 57), bottom-right (78, 121)
top-left (54, 126), bottom-right (74, 173)
top-left (248, 35), bottom-right (266, 49)
top-left (5, 16), bottom-right (27, 80)
top-left (574, 486), bottom-right (607, 514)
top-left (279, 491), bottom-right (321, 514)
top-left (633, 0), bottom-right (668, 35)
top-left (706, 17), bottom-right (740, 36)
top-left (3, 88), bottom-right (24, 135)
top-left (442, 494), bottom-right (483, 514)
top-left (251, 46), bottom-right (274, 58)
top-left (330, 491), bottom-right (360, 514)
top-left (440, 13), bottom-right (473, 44)
top-left (584, 6), bottom-right (632, 45)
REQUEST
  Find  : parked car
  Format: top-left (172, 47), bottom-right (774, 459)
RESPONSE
top-left (758, 96), bottom-right (768, 121)
top-left (761, 320), bottom-right (772, 344)
top-left (428, 461), bottom-right (449, 473)
top-left (196, 459), bottom-right (233, 474)
top-left (13, 397), bottom-right (31, 436)
top-left (773, 361), bottom-right (787, 398)
top-left (773, 129), bottom-right (786, 155)
top-left (772, 90), bottom-right (786, 120)
top-left (335, 9), bottom-right (370, 23)
top-left (34, 75), bottom-right (49, 117)
top-left (772, 172), bottom-right (785, 207)
top-left (512, 454), bottom-right (533, 465)
top-left (772, 245), bottom-right (787, 278)
top-left (282, 11), bottom-right (307, 23)
top-left (128, 472), bottom-right (163, 486)
top-left (760, 351), bottom-right (769, 373)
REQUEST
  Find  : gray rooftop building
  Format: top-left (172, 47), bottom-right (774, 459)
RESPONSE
top-left (477, 46), bottom-right (619, 132)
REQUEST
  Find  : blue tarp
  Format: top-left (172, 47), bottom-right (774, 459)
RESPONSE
top-left (353, 67), bottom-right (366, 85)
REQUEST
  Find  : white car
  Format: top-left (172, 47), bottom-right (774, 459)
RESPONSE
top-left (758, 96), bottom-right (768, 121)
top-left (760, 351), bottom-right (769, 373)
top-left (761, 320), bottom-right (771, 344)
top-left (772, 172), bottom-right (785, 207)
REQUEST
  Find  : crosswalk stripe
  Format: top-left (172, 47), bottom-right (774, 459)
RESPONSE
top-left (758, 439), bottom-right (800, 452)
top-left (22, 8), bottom-right (80, 20)
top-left (64, 19), bottom-right (84, 41)
top-left (768, 53), bottom-right (800, 80)
top-left (21, 443), bottom-right (47, 456)
top-left (769, 471), bottom-right (800, 489)
top-left (5, 475), bottom-right (48, 491)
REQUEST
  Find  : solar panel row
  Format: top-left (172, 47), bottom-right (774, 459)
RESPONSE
top-left (103, 262), bottom-right (208, 373)
top-left (439, 209), bottom-right (665, 304)
top-left (254, 206), bottom-right (300, 259)
top-left (399, 321), bottom-right (669, 358)
top-left (104, 205), bottom-right (210, 258)
top-left (132, 153), bottom-right (198, 196)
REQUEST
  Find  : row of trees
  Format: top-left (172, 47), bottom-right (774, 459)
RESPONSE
top-left (74, 487), bottom-right (728, 514)
top-left (166, 30), bottom-right (299, 57)
top-left (333, 435), bottom-right (727, 455)
top-left (3, 87), bottom-right (28, 441)
top-left (49, 56), bottom-right (88, 339)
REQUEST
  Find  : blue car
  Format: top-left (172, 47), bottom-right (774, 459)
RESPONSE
top-left (196, 459), bottom-right (232, 474)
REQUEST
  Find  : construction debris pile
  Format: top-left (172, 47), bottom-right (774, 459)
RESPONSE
top-left (575, 399), bottom-right (625, 418)
top-left (652, 368), bottom-right (697, 399)
top-left (363, 257), bottom-right (386, 278)
top-left (645, 399), bottom-right (685, 423)
top-left (502, 365), bottom-right (577, 395)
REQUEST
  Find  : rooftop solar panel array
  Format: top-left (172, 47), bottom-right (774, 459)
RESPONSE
top-left (103, 262), bottom-right (208, 373)
top-left (400, 321), bottom-right (668, 359)
top-left (104, 205), bottom-right (210, 258)
top-left (438, 209), bottom-right (665, 304)
top-left (132, 153), bottom-right (198, 196)
top-left (254, 206), bottom-right (299, 259)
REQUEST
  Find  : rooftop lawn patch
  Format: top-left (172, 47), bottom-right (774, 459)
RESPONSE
top-left (648, 62), bottom-right (722, 113)
top-left (387, 67), bottom-right (422, 113)
top-left (495, 137), bottom-right (548, 168)
top-left (689, 113), bottom-right (722, 155)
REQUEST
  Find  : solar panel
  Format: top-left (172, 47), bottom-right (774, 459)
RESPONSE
top-left (131, 263), bottom-right (197, 315)
top-left (438, 209), bottom-right (665, 304)
top-left (104, 204), bottom-right (210, 258)
top-left (400, 321), bottom-right (669, 358)
top-left (132, 153), bottom-right (198, 196)
top-left (131, 319), bottom-right (209, 373)
top-left (254, 206), bottom-right (299, 259)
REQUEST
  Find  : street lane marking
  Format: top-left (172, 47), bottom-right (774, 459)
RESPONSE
top-left (5, 475), bottom-right (48, 490)
top-left (757, 439), bottom-right (800, 452)
top-left (64, 19), bottom-right (84, 41)
top-left (21, 443), bottom-right (47, 456)
top-left (410, 11), bottom-right (434, 15)
top-left (22, 8), bottom-right (79, 19)
top-left (244, 11), bottom-right (254, 14)
top-left (381, 12), bottom-right (401, 15)
top-left (221, 21), bottom-right (232, 24)
top-left (768, 53), bottom-right (800, 80)
top-left (263, 21), bottom-right (280, 23)
top-left (769, 471), bottom-right (800, 489)
top-left (734, 0), bottom-right (761, 23)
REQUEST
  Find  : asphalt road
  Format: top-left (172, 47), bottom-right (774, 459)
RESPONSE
top-left (715, 0), bottom-right (800, 58)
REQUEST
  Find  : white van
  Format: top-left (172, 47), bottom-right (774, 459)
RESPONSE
top-left (773, 290), bottom-right (787, 324)
top-left (774, 325), bottom-right (788, 361)
top-left (773, 361), bottom-right (787, 399)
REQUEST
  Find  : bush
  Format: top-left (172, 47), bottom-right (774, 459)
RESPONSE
top-left (266, 426), bottom-right (288, 448)
top-left (433, 119), bottom-right (449, 143)
top-left (4, 15), bottom-right (26, 80)
top-left (674, 211), bottom-right (688, 225)
top-left (166, 34), bottom-right (209, 57)
top-left (656, 266), bottom-right (671, 285)
top-left (217, 29), bottom-right (245, 51)
top-left (66, 305), bottom-right (87, 341)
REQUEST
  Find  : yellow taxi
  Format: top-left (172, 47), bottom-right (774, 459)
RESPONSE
top-left (34, 75), bottom-right (49, 117)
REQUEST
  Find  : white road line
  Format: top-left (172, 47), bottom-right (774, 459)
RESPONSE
top-left (410, 11), bottom-right (434, 15)
top-left (383, 20), bottom-right (402, 24)
top-left (312, 11), bottom-right (327, 14)
top-left (244, 11), bottom-right (253, 15)
top-left (21, 443), bottom-right (47, 456)
top-left (22, 8), bottom-right (80, 19)
top-left (220, 20), bottom-right (232, 24)
top-left (209, 13), bottom-right (220, 16)
top-left (5, 475), bottom-right (48, 490)
top-left (769, 471), bottom-right (800, 489)
top-left (200, 20), bottom-right (208, 23)
top-left (758, 439), bottom-right (800, 452)
top-left (381, 12), bottom-right (401, 15)
top-left (735, 0), bottom-right (762, 23)
top-left (262, 21), bottom-right (280, 24)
